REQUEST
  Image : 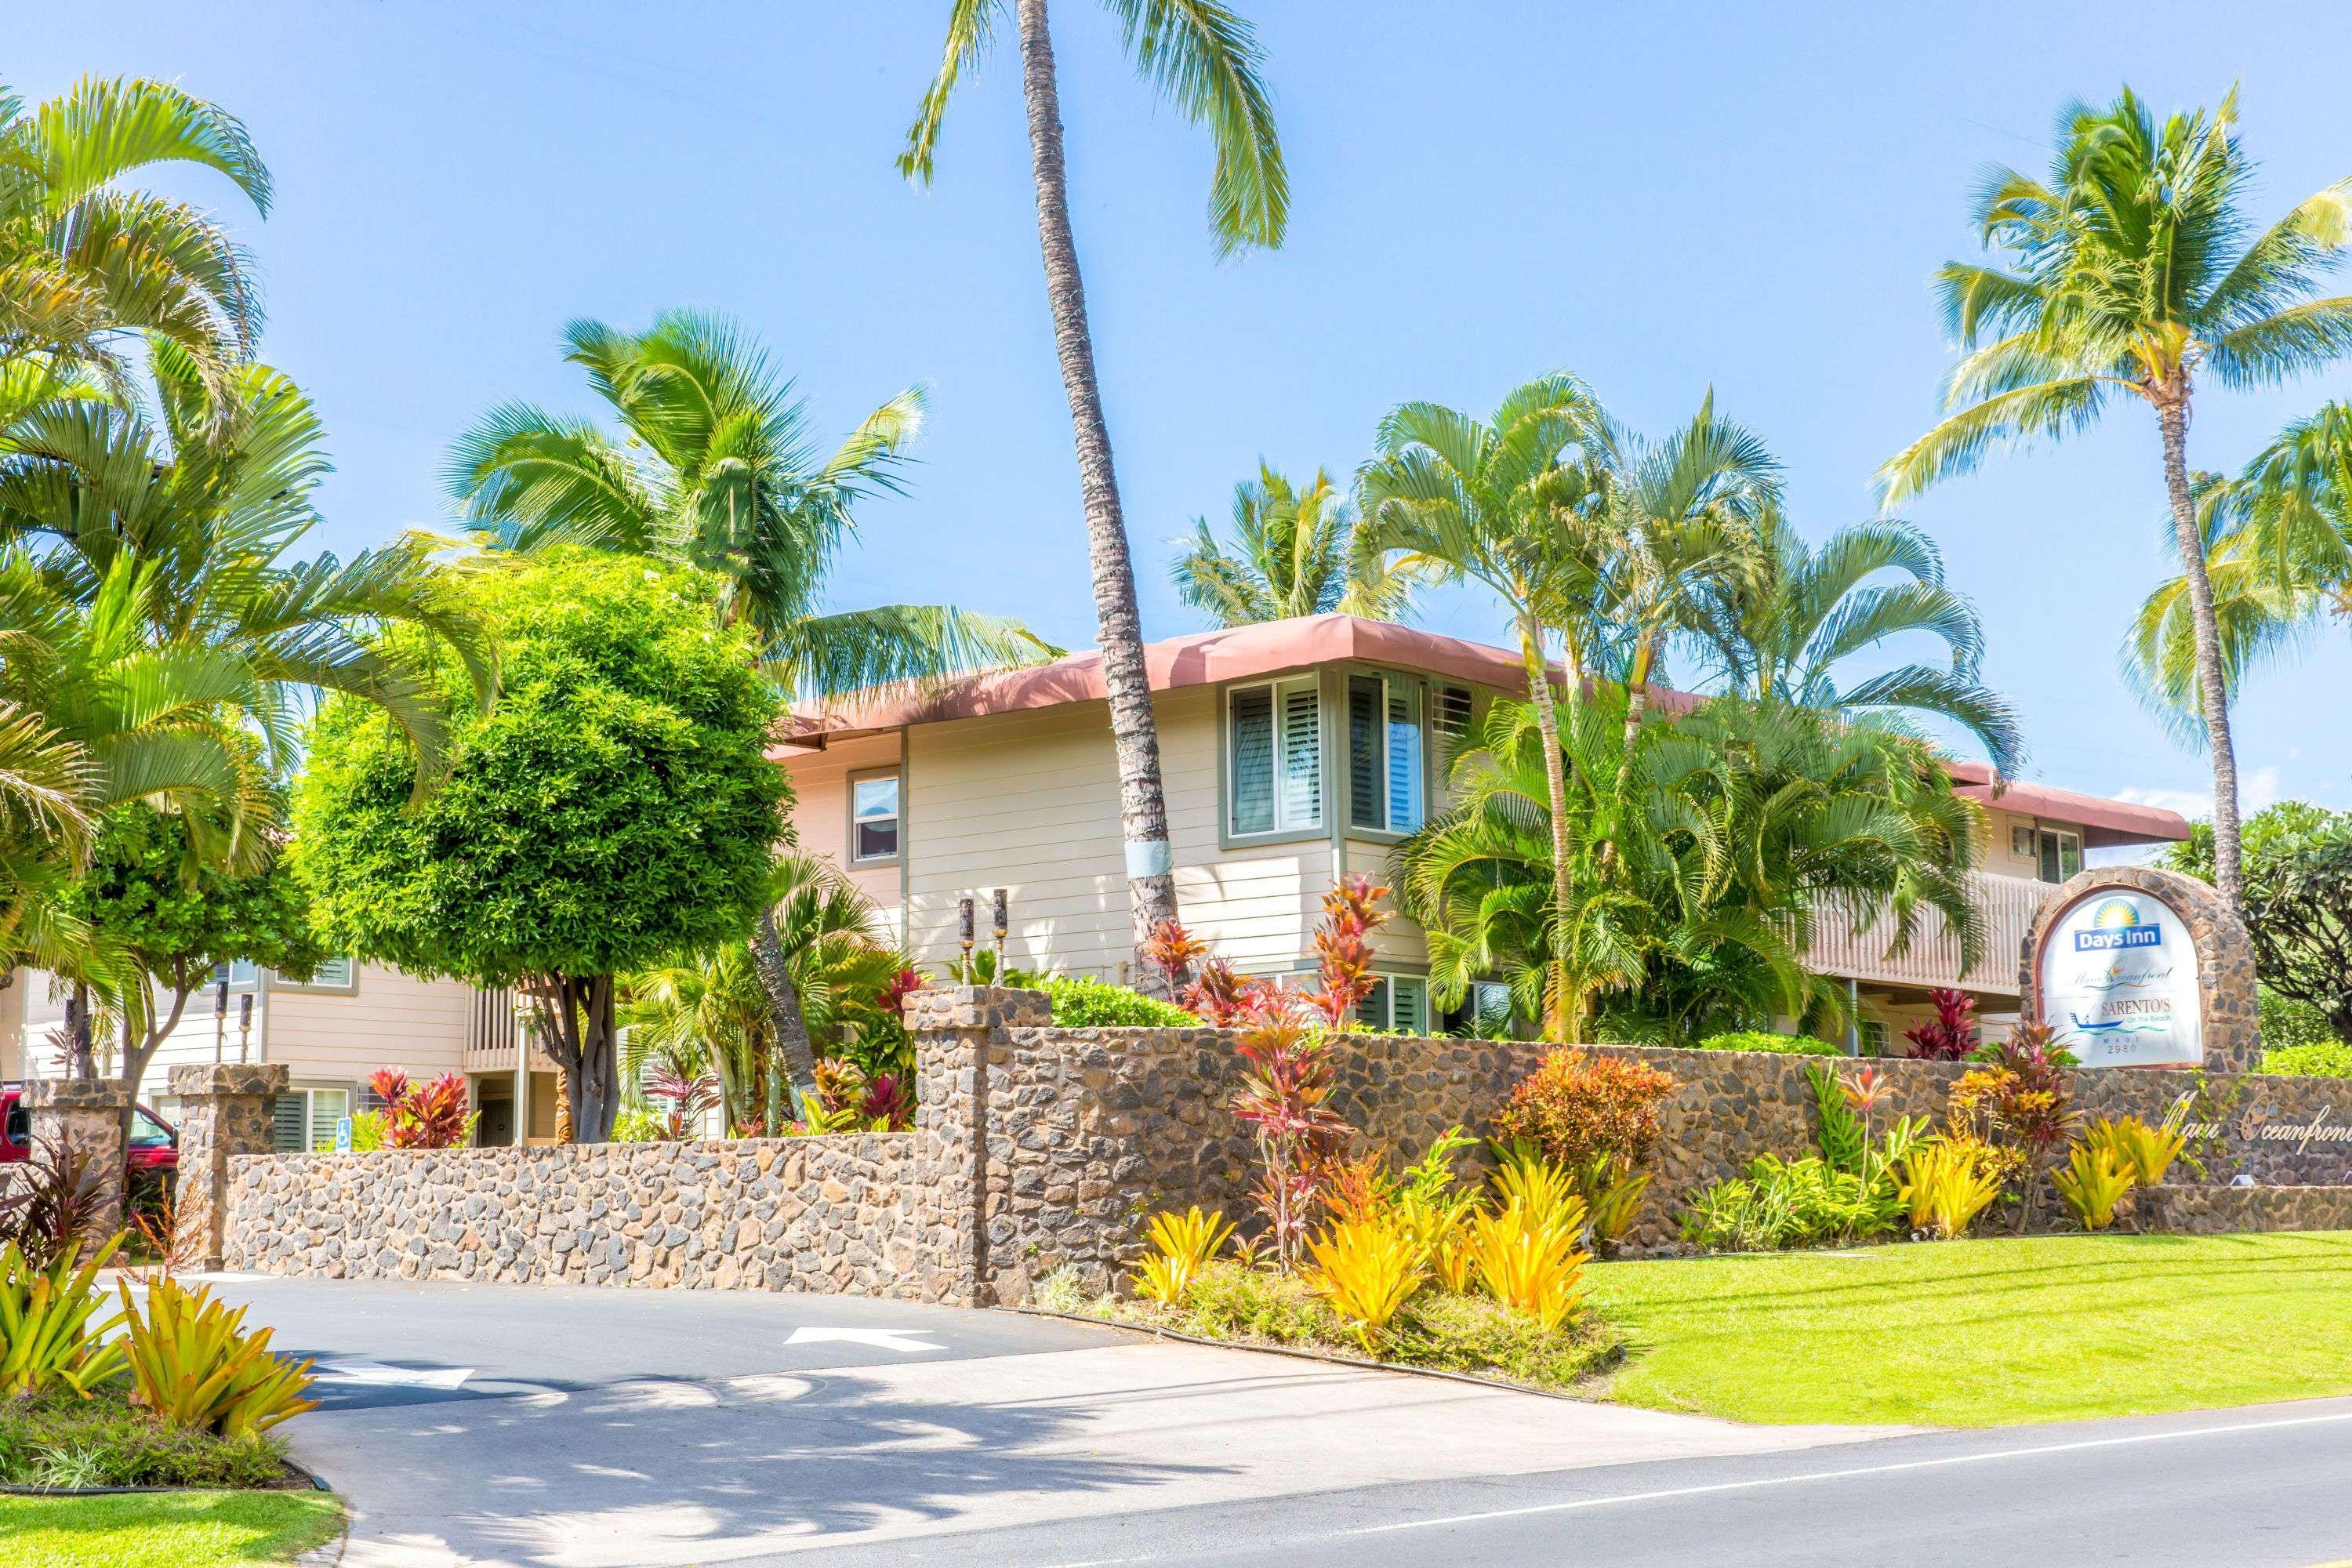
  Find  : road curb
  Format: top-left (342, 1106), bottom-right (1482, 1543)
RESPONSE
top-left (1003, 1304), bottom-right (1609, 1403)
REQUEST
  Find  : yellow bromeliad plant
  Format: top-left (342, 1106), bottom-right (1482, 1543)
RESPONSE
top-left (114, 1276), bottom-right (319, 1438)
top-left (1130, 1207), bottom-right (1234, 1305)
top-left (2085, 1116), bottom-right (2185, 1190)
top-left (0, 1237), bottom-right (127, 1399)
top-left (2051, 1144), bottom-right (2136, 1232)
top-left (1490, 1152), bottom-right (1587, 1245)
top-left (1466, 1202), bottom-right (1590, 1332)
top-left (1897, 1138), bottom-right (2003, 1240)
top-left (1304, 1217), bottom-right (1425, 1351)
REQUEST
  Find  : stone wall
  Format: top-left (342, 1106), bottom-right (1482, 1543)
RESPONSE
top-left (226, 1134), bottom-right (948, 1298)
top-left (964, 1015), bottom-right (2352, 1298)
top-left (220, 985), bottom-right (2352, 1306)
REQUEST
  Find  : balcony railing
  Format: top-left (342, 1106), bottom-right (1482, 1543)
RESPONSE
top-left (1806, 870), bottom-right (2052, 995)
top-left (459, 986), bottom-right (558, 1076)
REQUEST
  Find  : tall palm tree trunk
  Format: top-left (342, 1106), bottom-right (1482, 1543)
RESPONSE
top-left (753, 908), bottom-right (819, 1120)
top-left (1518, 614), bottom-right (1576, 1043)
top-left (1014, 0), bottom-right (1181, 989)
top-left (2156, 396), bottom-right (2245, 912)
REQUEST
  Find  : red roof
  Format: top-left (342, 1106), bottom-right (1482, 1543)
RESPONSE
top-left (777, 612), bottom-right (2188, 848)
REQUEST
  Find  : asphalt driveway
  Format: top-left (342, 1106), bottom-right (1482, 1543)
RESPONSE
top-left (206, 1274), bottom-right (1878, 1566)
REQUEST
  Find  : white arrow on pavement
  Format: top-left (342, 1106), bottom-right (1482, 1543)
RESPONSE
top-left (316, 1359), bottom-right (475, 1390)
top-left (782, 1327), bottom-right (946, 1355)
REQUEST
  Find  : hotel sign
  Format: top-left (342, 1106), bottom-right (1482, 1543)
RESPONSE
top-left (2036, 890), bottom-right (2202, 1069)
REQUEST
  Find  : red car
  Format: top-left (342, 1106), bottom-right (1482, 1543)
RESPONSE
top-left (0, 1084), bottom-right (180, 1180)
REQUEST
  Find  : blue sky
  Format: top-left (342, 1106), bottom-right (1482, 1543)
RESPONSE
top-left (26, 2), bottom-right (2352, 821)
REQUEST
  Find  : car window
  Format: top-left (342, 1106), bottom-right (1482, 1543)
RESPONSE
top-left (2, 1105), bottom-right (25, 1145)
top-left (129, 1109), bottom-right (175, 1149)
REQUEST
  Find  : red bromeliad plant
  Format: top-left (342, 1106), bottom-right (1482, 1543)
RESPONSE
top-left (1902, 987), bottom-right (1980, 1061)
top-left (1229, 1004), bottom-right (1356, 1270)
top-left (860, 1072), bottom-right (913, 1131)
top-left (877, 967), bottom-right (923, 1019)
top-left (1181, 956), bottom-right (1277, 1025)
top-left (1301, 876), bottom-right (1389, 1029)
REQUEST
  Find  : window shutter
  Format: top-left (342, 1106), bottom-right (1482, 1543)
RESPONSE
top-left (1347, 677), bottom-right (1384, 829)
top-left (1279, 684), bottom-right (1321, 829)
top-left (1230, 687), bottom-right (1275, 834)
top-left (1356, 976), bottom-right (1391, 1030)
top-left (1390, 977), bottom-right (1428, 1036)
top-left (272, 1094), bottom-right (307, 1153)
top-left (1432, 684), bottom-right (1474, 741)
top-left (310, 956), bottom-right (354, 989)
top-left (1387, 684), bottom-right (1424, 833)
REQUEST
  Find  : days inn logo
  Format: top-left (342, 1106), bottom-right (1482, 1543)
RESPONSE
top-left (2074, 898), bottom-right (2161, 953)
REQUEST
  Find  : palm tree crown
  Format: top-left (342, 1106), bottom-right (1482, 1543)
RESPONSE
top-left (1879, 85), bottom-right (2352, 913)
top-left (448, 311), bottom-right (1053, 700)
top-left (0, 74), bottom-right (273, 415)
top-left (1171, 463), bottom-right (1417, 626)
top-left (1686, 515), bottom-right (2025, 775)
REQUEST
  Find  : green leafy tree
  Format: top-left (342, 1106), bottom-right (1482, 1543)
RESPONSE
top-left (1171, 463), bottom-right (1419, 626)
top-left (449, 312), bottom-right (1043, 1099)
top-left (0, 73), bottom-right (271, 416)
top-left (1358, 376), bottom-right (1612, 1037)
top-left (2167, 800), bottom-right (2352, 1044)
top-left (1880, 85), bottom-right (2352, 913)
top-left (899, 0), bottom-right (1289, 989)
top-left (1686, 515), bottom-right (2025, 774)
top-left (60, 801), bottom-right (325, 1128)
top-left (1395, 691), bottom-right (1983, 1042)
top-left (294, 550), bottom-right (786, 1142)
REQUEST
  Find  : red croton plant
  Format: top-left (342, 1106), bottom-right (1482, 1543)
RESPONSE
top-left (1152, 876), bottom-right (1399, 1269)
top-left (1901, 987), bottom-right (1980, 1061)
top-left (368, 1069), bottom-right (474, 1150)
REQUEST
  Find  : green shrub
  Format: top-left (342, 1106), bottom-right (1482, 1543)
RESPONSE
top-left (2262, 1040), bottom-right (2352, 1078)
top-left (610, 1107), bottom-right (668, 1143)
top-left (1690, 1030), bottom-right (1842, 1057)
top-left (0, 1394), bottom-right (288, 1487)
top-left (2260, 989), bottom-right (2343, 1057)
top-left (1044, 975), bottom-right (1199, 1028)
top-left (1679, 1153), bottom-right (1901, 1252)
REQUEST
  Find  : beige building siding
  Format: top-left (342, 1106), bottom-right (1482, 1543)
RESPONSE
top-left (5, 964), bottom-right (477, 1106)
top-left (779, 731), bottom-right (906, 942)
top-left (901, 688), bottom-right (1335, 981)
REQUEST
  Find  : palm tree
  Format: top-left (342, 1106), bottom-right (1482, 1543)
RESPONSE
top-left (0, 74), bottom-right (271, 412)
top-left (1357, 376), bottom-right (1612, 1039)
top-left (1880, 86), bottom-right (2352, 912)
top-left (1686, 515), bottom-right (2026, 775)
top-left (1171, 463), bottom-right (1419, 626)
top-left (2129, 404), bottom-right (2352, 728)
top-left (0, 348), bottom-right (488, 1112)
top-left (898, 0), bottom-right (1289, 991)
top-left (1396, 691), bottom-right (1983, 1042)
top-left (450, 312), bottom-right (1049, 1101)
top-left (1590, 392), bottom-right (1780, 751)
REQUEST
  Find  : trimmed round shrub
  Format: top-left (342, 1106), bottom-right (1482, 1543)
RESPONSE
top-left (1492, 1048), bottom-right (1679, 1171)
top-left (1044, 975), bottom-right (1199, 1028)
top-left (1690, 1030), bottom-right (1842, 1057)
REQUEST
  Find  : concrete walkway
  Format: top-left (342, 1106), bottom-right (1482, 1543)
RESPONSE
top-left (208, 1276), bottom-right (1888, 1566)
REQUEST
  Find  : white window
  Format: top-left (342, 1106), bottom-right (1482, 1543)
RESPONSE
top-left (1345, 674), bottom-right (1425, 833)
top-left (851, 773), bottom-right (902, 863)
top-left (208, 959), bottom-right (261, 992)
top-left (1859, 1020), bottom-right (1889, 1057)
top-left (1356, 974), bottom-right (1429, 1034)
top-left (273, 1087), bottom-right (350, 1153)
top-left (276, 956), bottom-right (355, 991)
top-left (2035, 828), bottom-right (2082, 884)
top-left (1432, 684), bottom-right (1475, 743)
top-left (1229, 679), bottom-right (1322, 836)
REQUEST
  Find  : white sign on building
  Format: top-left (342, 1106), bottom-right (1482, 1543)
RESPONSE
top-left (2038, 890), bottom-right (2203, 1069)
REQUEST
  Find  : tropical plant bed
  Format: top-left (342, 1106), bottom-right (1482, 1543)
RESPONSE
top-left (1587, 1230), bottom-right (2352, 1427)
top-left (1065, 1260), bottom-right (1624, 1392)
top-left (0, 1490), bottom-right (342, 1567)
top-left (0, 1391), bottom-right (307, 1491)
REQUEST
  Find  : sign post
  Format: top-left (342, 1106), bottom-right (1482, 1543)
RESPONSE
top-left (2022, 866), bottom-right (2261, 1072)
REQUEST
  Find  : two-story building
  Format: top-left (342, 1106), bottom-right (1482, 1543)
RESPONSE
top-left (775, 612), bottom-right (2190, 1048)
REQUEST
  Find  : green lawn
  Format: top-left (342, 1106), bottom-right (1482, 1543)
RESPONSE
top-left (1586, 1230), bottom-right (2352, 1428)
top-left (0, 1492), bottom-right (342, 1567)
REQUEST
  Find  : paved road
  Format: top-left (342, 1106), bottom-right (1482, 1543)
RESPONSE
top-left (206, 1275), bottom-right (1870, 1566)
